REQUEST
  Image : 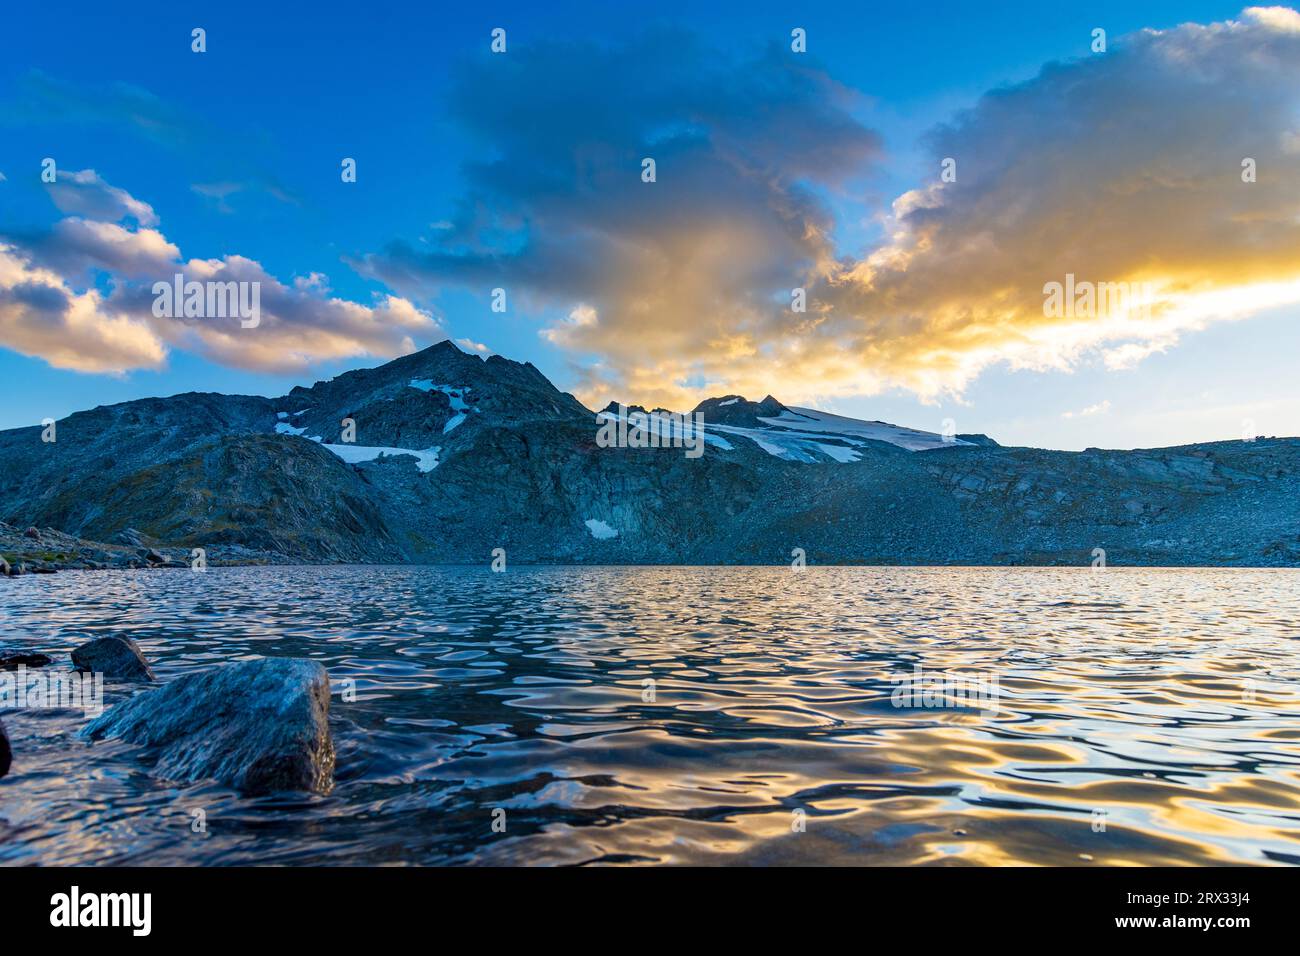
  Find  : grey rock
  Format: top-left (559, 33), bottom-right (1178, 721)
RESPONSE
top-left (71, 636), bottom-right (156, 681)
top-left (692, 394), bottom-right (788, 427)
top-left (0, 716), bottom-right (10, 779)
top-left (84, 658), bottom-right (335, 795)
top-left (141, 548), bottom-right (165, 564)
top-left (23, 526), bottom-right (39, 539)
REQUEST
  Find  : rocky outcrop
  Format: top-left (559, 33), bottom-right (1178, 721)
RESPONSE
top-left (71, 637), bottom-right (156, 682)
top-left (0, 521), bottom-right (290, 572)
top-left (693, 394), bottom-right (787, 427)
top-left (83, 658), bottom-right (335, 795)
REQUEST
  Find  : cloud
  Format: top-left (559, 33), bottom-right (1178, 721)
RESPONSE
top-left (191, 179), bottom-right (300, 214)
top-left (46, 169), bottom-right (158, 226)
top-left (364, 10), bottom-right (1300, 410)
top-left (124, 260), bottom-right (436, 374)
top-left (355, 31), bottom-right (881, 406)
top-left (3, 72), bottom-right (301, 213)
top-left (811, 6), bottom-right (1300, 401)
top-left (31, 218), bottom-right (181, 279)
top-left (1062, 400), bottom-right (1112, 419)
top-left (1, 172), bottom-right (438, 374)
top-left (0, 243), bottom-right (167, 373)
top-left (2, 71), bottom-right (196, 149)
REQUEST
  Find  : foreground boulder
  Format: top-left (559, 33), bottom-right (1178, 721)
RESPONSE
top-left (83, 658), bottom-right (335, 795)
top-left (0, 717), bottom-right (11, 779)
top-left (71, 636), bottom-right (156, 681)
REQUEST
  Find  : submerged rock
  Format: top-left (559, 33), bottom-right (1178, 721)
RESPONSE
top-left (71, 636), bottom-right (156, 682)
top-left (0, 717), bottom-right (11, 779)
top-left (83, 658), bottom-right (335, 795)
top-left (0, 650), bottom-right (54, 671)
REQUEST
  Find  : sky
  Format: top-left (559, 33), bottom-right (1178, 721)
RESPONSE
top-left (2, 0), bottom-right (1298, 449)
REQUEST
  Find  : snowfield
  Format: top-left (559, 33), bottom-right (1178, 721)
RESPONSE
top-left (595, 410), bottom-right (733, 450)
top-left (273, 417), bottom-right (440, 472)
top-left (321, 443), bottom-right (441, 472)
top-left (768, 408), bottom-right (969, 451)
top-left (705, 407), bottom-right (969, 461)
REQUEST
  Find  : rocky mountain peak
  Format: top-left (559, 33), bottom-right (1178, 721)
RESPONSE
top-left (693, 394), bottom-right (789, 427)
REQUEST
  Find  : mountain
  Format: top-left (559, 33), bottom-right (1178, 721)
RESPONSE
top-left (3, 339), bottom-right (1299, 568)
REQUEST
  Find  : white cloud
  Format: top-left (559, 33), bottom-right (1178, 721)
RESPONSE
top-left (0, 243), bottom-right (166, 373)
top-left (1062, 400), bottom-right (1112, 419)
top-left (1, 172), bottom-right (440, 374)
top-left (47, 168), bottom-right (158, 226)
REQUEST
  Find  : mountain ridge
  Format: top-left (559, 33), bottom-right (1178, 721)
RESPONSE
top-left (3, 340), bottom-right (1299, 570)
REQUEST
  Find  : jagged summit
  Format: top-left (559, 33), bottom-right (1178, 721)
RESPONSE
top-left (692, 394), bottom-right (788, 427)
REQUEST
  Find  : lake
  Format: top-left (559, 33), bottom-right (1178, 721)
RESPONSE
top-left (1, 565), bottom-right (1298, 866)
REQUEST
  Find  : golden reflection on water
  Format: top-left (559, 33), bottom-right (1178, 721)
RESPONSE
top-left (1, 565), bottom-right (1298, 865)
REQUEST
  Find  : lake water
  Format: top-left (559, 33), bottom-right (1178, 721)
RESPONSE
top-left (2, 566), bottom-right (1298, 866)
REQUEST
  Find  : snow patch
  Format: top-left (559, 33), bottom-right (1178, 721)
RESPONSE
top-left (411, 380), bottom-right (479, 430)
top-left (584, 518), bottom-right (618, 540)
top-left (595, 410), bottom-right (733, 450)
top-left (321, 444), bottom-right (441, 472)
top-left (275, 422), bottom-right (307, 436)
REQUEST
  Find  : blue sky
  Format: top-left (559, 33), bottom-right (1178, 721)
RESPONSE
top-left (3, 0), bottom-right (1296, 450)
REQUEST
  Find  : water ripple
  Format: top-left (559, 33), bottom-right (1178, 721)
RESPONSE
top-left (1, 566), bottom-right (1298, 865)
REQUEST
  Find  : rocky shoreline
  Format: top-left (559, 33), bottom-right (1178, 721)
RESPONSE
top-left (0, 521), bottom-right (290, 575)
